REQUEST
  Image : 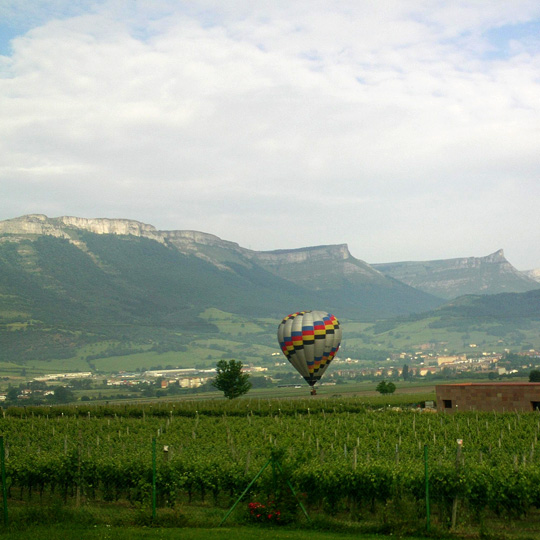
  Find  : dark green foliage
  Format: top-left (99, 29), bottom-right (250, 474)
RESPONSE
top-left (212, 359), bottom-right (252, 399)
top-left (437, 289), bottom-right (540, 320)
top-left (50, 386), bottom-right (75, 404)
top-left (402, 364), bottom-right (409, 381)
top-left (376, 380), bottom-right (396, 394)
top-left (529, 370), bottom-right (540, 382)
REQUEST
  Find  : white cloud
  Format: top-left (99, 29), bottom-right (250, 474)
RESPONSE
top-left (1, 1), bottom-right (540, 269)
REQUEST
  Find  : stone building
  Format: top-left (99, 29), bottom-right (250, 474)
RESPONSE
top-left (435, 383), bottom-right (540, 413)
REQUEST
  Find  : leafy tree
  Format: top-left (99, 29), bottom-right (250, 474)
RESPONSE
top-left (29, 380), bottom-right (47, 391)
top-left (49, 386), bottom-right (75, 404)
top-left (376, 380), bottom-right (396, 394)
top-left (70, 379), bottom-right (92, 390)
top-left (529, 370), bottom-right (540, 382)
top-left (6, 387), bottom-right (19, 403)
top-left (212, 359), bottom-right (251, 399)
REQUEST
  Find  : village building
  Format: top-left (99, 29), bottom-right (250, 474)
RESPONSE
top-left (437, 354), bottom-right (467, 366)
top-left (436, 383), bottom-right (540, 413)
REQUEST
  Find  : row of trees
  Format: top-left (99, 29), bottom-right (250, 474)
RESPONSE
top-left (212, 360), bottom-right (399, 399)
top-left (5, 384), bottom-right (75, 405)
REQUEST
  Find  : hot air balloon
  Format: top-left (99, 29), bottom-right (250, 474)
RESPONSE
top-left (277, 311), bottom-right (342, 394)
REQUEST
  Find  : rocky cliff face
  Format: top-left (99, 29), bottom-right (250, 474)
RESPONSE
top-left (245, 244), bottom-right (387, 289)
top-left (250, 244), bottom-right (350, 264)
top-left (0, 215), bottom-right (365, 274)
top-left (0, 214), bottom-right (166, 244)
top-left (165, 230), bottom-right (241, 253)
top-left (524, 269), bottom-right (540, 283)
top-left (0, 214), bottom-right (72, 239)
top-left (373, 250), bottom-right (540, 299)
top-left (58, 216), bottom-right (165, 243)
top-left (1, 214), bottom-right (536, 300)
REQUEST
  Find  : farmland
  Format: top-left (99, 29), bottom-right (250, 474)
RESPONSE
top-left (1, 396), bottom-right (540, 538)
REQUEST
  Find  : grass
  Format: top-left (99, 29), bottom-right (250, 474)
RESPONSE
top-left (0, 500), bottom-right (432, 540)
top-left (25, 357), bottom-right (93, 374)
top-left (200, 308), bottom-right (269, 335)
top-left (0, 498), bottom-right (433, 540)
top-left (0, 526), bottom-right (430, 540)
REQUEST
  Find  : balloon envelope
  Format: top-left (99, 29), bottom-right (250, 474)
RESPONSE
top-left (277, 311), bottom-right (342, 387)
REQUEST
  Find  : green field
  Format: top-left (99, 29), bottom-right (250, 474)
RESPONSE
top-left (344, 317), bottom-right (540, 353)
top-left (3, 295), bottom-right (540, 379)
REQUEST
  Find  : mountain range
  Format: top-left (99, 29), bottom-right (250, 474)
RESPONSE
top-left (373, 249), bottom-right (539, 299)
top-left (0, 214), bottom-right (444, 322)
top-left (1, 214), bottom-right (539, 370)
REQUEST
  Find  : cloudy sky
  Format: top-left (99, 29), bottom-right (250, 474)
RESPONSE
top-left (1, 1), bottom-right (540, 269)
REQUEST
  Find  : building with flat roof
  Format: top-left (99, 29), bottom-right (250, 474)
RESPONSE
top-left (436, 383), bottom-right (540, 413)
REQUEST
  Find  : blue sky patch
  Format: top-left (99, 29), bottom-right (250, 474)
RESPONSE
top-left (484, 19), bottom-right (540, 59)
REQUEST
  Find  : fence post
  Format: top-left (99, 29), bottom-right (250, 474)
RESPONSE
top-left (152, 437), bottom-right (157, 521)
top-left (0, 436), bottom-right (8, 526)
top-left (219, 457), bottom-right (272, 526)
top-left (424, 444), bottom-right (430, 532)
top-left (451, 439), bottom-right (463, 530)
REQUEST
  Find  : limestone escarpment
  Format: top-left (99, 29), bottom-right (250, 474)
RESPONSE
top-left (0, 214), bottom-right (166, 245)
top-left (373, 250), bottom-right (539, 299)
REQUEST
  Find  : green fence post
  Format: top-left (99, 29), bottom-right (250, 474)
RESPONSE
top-left (274, 460), bottom-right (311, 522)
top-left (0, 436), bottom-right (8, 526)
top-left (424, 444), bottom-right (430, 532)
top-left (152, 437), bottom-right (157, 521)
top-left (219, 458), bottom-right (272, 526)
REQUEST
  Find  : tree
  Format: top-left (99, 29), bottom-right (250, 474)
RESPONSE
top-left (529, 370), bottom-right (540, 382)
top-left (212, 359), bottom-right (251, 399)
top-left (402, 364), bottom-right (409, 381)
top-left (376, 380), bottom-right (396, 394)
top-left (49, 385), bottom-right (75, 404)
top-left (6, 387), bottom-right (19, 403)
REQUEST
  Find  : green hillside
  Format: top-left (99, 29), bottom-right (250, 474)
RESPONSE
top-left (0, 234), bottom-right (298, 367)
top-left (250, 245), bottom-right (442, 318)
top-left (0, 231), bottom-right (437, 371)
top-left (1, 217), bottom-right (538, 375)
top-left (345, 288), bottom-right (540, 356)
top-left (439, 288), bottom-right (540, 318)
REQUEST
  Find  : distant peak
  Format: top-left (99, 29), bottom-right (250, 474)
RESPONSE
top-left (487, 249), bottom-right (505, 261)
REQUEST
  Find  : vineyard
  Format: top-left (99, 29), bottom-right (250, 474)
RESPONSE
top-left (1, 397), bottom-right (540, 536)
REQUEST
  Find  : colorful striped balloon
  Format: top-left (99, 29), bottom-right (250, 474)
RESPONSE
top-left (277, 310), bottom-right (342, 389)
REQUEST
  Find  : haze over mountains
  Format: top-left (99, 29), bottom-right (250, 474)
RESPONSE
top-left (1, 214), bottom-right (539, 369)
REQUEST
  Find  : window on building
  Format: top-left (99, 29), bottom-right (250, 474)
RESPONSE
top-left (443, 399), bottom-right (452, 409)
top-left (532, 401), bottom-right (540, 411)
